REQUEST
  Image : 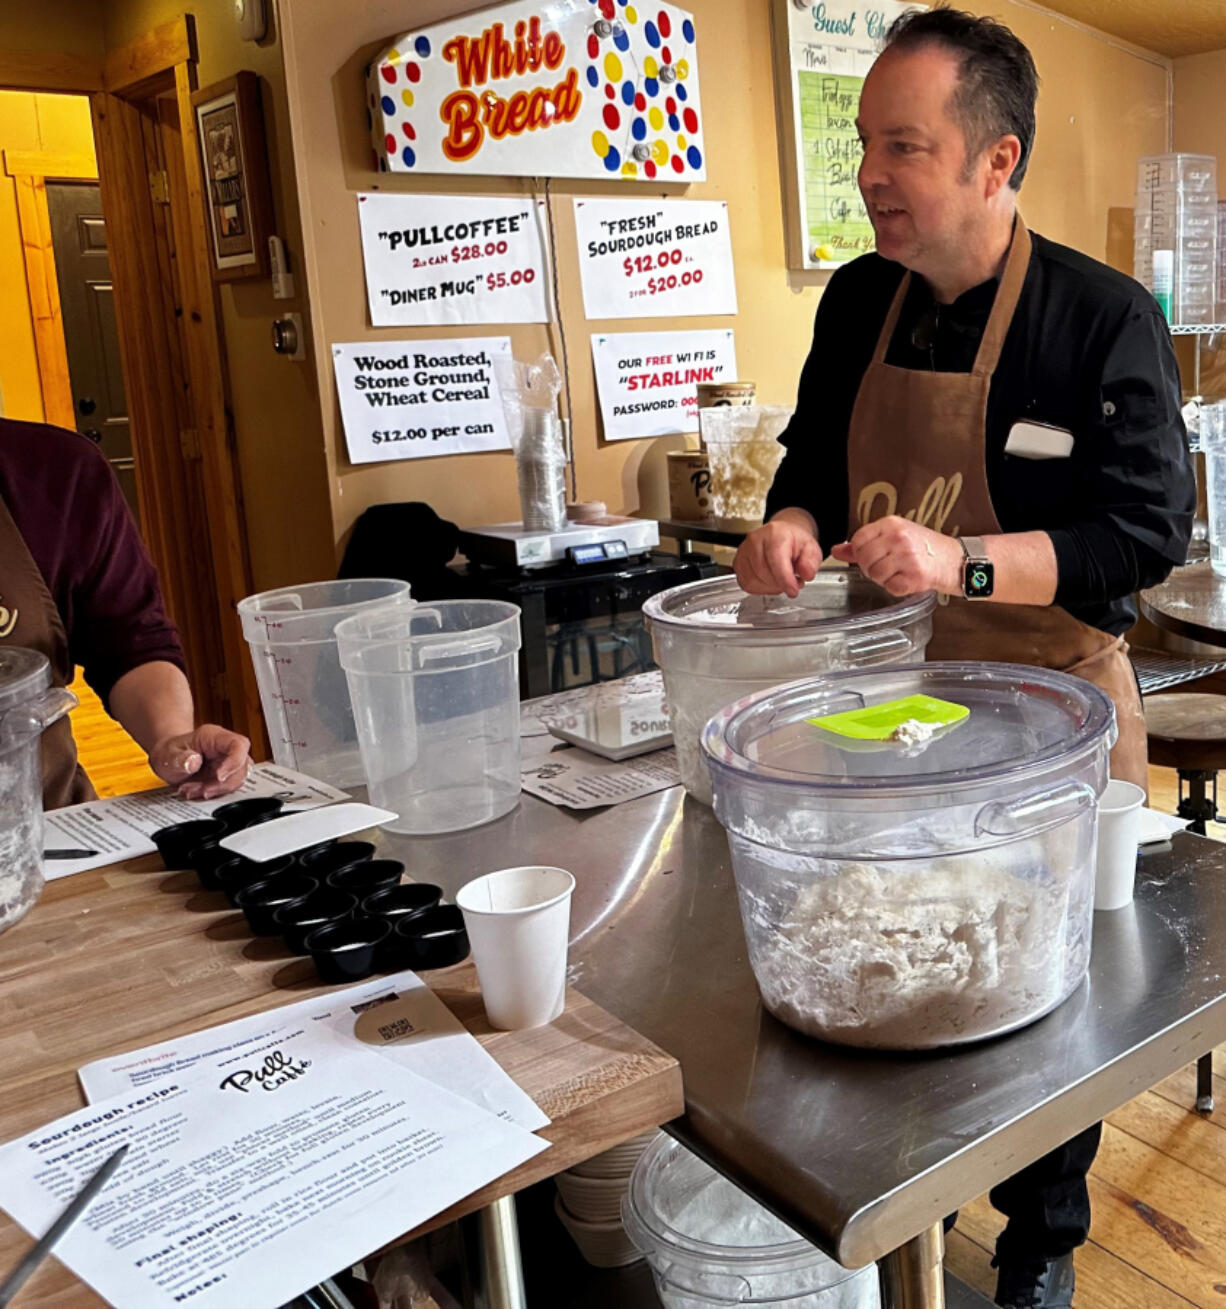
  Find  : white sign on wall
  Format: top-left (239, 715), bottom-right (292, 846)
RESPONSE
top-left (573, 198), bottom-right (736, 319)
top-left (332, 337), bottom-right (512, 464)
top-left (590, 329), bottom-right (737, 441)
top-left (357, 193), bottom-right (551, 327)
top-left (366, 0), bottom-right (705, 181)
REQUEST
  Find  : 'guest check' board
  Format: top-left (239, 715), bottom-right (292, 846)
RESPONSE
top-left (772, 0), bottom-right (921, 270)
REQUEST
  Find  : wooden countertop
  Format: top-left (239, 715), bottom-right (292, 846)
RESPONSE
top-left (0, 855), bottom-right (683, 1306)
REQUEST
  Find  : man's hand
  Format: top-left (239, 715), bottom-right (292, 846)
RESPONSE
top-left (149, 724), bottom-right (251, 800)
top-left (734, 509), bottom-right (823, 598)
top-left (831, 516), bottom-right (962, 596)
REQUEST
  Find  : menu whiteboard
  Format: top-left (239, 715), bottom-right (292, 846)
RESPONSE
top-left (772, 0), bottom-right (918, 270)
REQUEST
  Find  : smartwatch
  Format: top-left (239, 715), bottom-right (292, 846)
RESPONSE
top-left (959, 535), bottom-right (994, 600)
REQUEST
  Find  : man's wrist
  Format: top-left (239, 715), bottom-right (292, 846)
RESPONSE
top-left (769, 507), bottom-right (818, 538)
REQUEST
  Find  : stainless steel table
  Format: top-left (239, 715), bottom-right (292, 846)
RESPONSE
top-left (381, 787), bottom-right (1226, 1308)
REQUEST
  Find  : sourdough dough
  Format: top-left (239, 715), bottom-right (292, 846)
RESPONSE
top-left (742, 856), bottom-right (1075, 1048)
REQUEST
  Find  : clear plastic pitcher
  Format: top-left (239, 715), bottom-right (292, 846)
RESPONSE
top-left (1202, 401), bottom-right (1226, 576)
top-left (0, 649), bottom-right (77, 935)
top-left (237, 579), bottom-right (413, 787)
top-left (336, 600), bottom-right (522, 834)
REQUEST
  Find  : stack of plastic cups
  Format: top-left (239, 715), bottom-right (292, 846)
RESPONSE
top-left (516, 408), bottom-right (567, 532)
top-left (1134, 153), bottom-right (1218, 326)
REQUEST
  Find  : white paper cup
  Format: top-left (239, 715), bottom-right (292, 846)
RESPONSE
top-left (456, 865), bottom-right (575, 1030)
top-left (1095, 779), bottom-right (1146, 911)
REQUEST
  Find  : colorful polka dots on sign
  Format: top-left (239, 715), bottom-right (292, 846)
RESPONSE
top-left (584, 3), bottom-right (703, 179)
top-left (369, 5), bottom-right (703, 178)
top-left (369, 31), bottom-right (435, 171)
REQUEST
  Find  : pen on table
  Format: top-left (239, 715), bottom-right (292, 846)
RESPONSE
top-left (0, 1143), bottom-right (128, 1307)
top-left (43, 848), bottom-right (100, 860)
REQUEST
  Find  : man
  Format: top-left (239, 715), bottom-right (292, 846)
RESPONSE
top-left (735, 8), bottom-right (1193, 1308)
top-left (0, 416), bottom-right (250, 807)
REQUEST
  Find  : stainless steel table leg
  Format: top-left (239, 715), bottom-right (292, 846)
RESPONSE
top-left (1198, 1051), bottom-right (1215, 1113)
top-left (477, 1195), bottom-right (527, 1309)
top-left (878, 1223), bottom-right (946, 1309)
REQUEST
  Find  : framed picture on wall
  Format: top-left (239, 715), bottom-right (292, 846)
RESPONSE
top-left (192, 71), bottom-right (273, 281)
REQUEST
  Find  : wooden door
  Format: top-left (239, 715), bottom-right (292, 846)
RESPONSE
top-left (44, 180), bottom-right (138, 517)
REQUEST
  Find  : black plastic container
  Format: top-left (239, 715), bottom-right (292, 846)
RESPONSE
top-left (215, 854), bottom-right (295, 907)
top-left (235, 874), bottom-right (318, 936)
top-left (213, 797), bottom-right (284, 831)
top-left (298, 841), bottom-right (376, 879)
top-left (306, 917), bottom-right (391, 984)
top-left (394, 904), bottom-right (470, 971)
top-left (152, 819), bottom-right (226, 870)
top-left (192, 837), bottom-right (244, 889)
top-left (361, 882), bottom-right (441, 924)
top-left (325, 859), bottom-right (404, 898)
top-left (275, 890), bottom-right (359, 955)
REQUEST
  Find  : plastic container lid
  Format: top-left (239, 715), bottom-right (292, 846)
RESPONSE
top-left (643, 572), bottom-right (936, 647)
top-left (703, 661), bottom-right (1115, 801)
top-left (0, 648), bottom-right (50, 718)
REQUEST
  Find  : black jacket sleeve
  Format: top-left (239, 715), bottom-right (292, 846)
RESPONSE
top-left (763, 269), bottom-right (858, 549)
top-left (1047, 305), bottom-right (1195, 606)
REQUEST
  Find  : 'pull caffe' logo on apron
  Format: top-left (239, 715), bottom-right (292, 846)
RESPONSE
top-left (0, 598), bottom-right (17, 639)
top-left (858, 472), bottom-right (962, 537)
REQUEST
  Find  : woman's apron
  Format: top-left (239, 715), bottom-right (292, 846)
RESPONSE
top-left (0, 491), bottom-right (95, 809)
top-left (845, 218), bottom-right (1148, 788)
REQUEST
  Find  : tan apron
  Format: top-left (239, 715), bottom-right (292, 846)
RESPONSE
top-left (0, 491), bottom-right (95, 809)
top-left (846, 218), bottom-right (1148, 788)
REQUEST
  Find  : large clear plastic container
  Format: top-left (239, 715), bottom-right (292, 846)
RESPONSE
top-left (702, 663), bottom-right (1115, 1049)
top-left (0, 649), bottom-right (76, 934)
top-left (1137, 153), bottom-right (1217, 193)
top-left (700, 405), bottom-right (794, 523)
top-left (336, 600), bottom-right (522, 834)
top-left (642, 573), bottom-right (935, 805)
top-left (623, 1135), bottom-right (880, 1308)
top-left (1203, 403), bottom-right (1226, 576)
top-left (237, 579), bottom-right (414, 788)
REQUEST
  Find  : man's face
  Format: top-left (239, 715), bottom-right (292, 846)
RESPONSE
top-left (856, 44), bottom-right (992, 270)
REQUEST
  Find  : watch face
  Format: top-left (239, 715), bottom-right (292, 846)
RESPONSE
top-left (964, 559), bottom-right (995, 599)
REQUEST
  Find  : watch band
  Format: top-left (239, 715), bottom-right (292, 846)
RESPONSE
top-left (959, 535), bottom-right (987, 562)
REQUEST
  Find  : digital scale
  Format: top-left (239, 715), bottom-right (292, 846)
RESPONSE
top-left (458, 516), bottom-right (660, 570)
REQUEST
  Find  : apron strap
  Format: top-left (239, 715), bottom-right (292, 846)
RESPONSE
top-left (971, 215), bottom-right (1031, 378)
top-left (870, 271), bottom-right (913, 367)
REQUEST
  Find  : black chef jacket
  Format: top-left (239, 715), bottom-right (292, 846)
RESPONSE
top-left (764, 228), bottom-right (1195, 635)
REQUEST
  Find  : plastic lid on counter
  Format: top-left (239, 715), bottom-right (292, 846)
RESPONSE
top-left (642, 571), bottom-right (936, 641)
top-left (702, 661), bottom-right (1115, 799)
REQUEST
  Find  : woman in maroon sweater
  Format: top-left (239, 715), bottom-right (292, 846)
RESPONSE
top-left (0, 418), bottom-right (249, 808)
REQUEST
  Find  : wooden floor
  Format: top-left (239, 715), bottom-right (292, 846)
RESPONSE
top-left (67, 685), bottom-right (1226, 1305)
top-left (69, 669), bottom-right (161, 797)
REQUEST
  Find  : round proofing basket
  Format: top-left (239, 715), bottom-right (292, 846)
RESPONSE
top-left (554, 1195), bottom-right (643, 1269)
top-left (556, 1171), bottom-right (631, 1224)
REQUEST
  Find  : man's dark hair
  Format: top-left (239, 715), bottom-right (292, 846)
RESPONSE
top-left (884, 7), bottom-right (1039, 190)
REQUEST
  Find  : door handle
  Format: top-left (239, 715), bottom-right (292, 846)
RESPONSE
top-left (78, 397), bottom-right (97, 415)
top-left (82, 428), bottom-right (102, 443)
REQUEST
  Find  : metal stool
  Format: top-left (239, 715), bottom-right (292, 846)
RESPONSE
top-left (1144, 692), bottom-right (1226, 1113)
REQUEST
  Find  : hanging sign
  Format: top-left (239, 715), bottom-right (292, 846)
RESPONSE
top-left (590, 329), bottom-right (737, 441)
top-left (573, 198), bottom-right (736, 319)
top-left (366, 0), bottom-right (705, 181)
top-left (332, 337), bottom-right (512, 464)
top-left (357, 193), bottom-right (551, 326)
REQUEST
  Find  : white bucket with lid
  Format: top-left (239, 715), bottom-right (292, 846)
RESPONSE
top-left (623, 1135), bottom-right (880, 1307)
top-left (642, 572), bottom-right (936, 804)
